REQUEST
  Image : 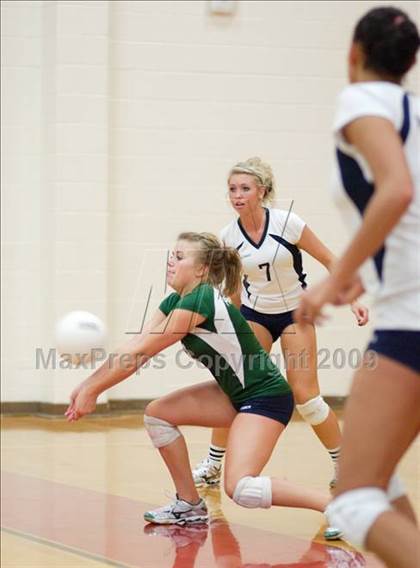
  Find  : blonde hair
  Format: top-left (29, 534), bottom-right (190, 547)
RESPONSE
top-left (178, 232), bottom-right (242, 297)
top-left (228, 157), bottom-right (276, 204)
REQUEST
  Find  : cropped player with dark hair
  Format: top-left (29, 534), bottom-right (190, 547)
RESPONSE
top-left (295, 7), bottom-right (420, 567)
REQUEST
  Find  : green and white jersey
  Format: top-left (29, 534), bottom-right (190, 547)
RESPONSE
top-left (159, 283), bottom-right (291, 404)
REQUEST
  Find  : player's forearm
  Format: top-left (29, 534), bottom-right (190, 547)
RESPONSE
top-left (322, 254), bottom-right (337, 273)
top-left (331, 182), bottom-right (412, 286)
top-left (81, 350), bottom-right (146, 397)
top-left (82, 328), bottom-right (179, 397)
top-left (79, 335), bottom-right (156, 396)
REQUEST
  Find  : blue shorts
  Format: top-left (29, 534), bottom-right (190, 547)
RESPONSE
top-left (367, 330), bottom-right (420, 374)
top-left (232, 392), bottom-right (294, 426)
top-left (240, 305), bottom-right (295, 342)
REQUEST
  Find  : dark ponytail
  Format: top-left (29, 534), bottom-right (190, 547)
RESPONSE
top-left (353, 7), bottom-right (419, 78)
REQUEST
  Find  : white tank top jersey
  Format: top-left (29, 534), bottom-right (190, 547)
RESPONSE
top-left (331, 82), bottom-right (420, 330)
top-left (220, 208), bottom-right (307, 314)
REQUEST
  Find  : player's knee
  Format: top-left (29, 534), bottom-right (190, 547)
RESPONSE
top-left (144, 400), bottom-right (158, 419)
top-left (143, 413), bottom-right (181, 448)
top-left (295, 395), bottom-right (330, 425)
top-left (231, 476), bottom-right (272, 509)
top-left (326, 487), bottom-right (391, 548)
top-left (223, 474), bottom-right (238, 499)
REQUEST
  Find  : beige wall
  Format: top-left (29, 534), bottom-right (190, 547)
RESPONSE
top-left (2, 0), bottom-right (419, 404)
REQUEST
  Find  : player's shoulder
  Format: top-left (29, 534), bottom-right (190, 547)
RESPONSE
top-left (178, 283), bottom-right (216, 320)
top-left (269, 207), bottom-right (305, 226)
top-left (159, 292), bottom-right (181, 315)
top-left (187, 283), bottom-right (214, 300)
top-left (336, 82), bottom-right (405, 125)
top-left (334, 82), bottom-right (415, 142)
top-left (179, 283), bottom-right (215, 310)
top-left (269, 208), bottom-right (289, 222)
top-left (338, 82), bottom-right (403, 104)
top-left (220, 218), bottom-right (238, 235)
top-left (268, 208), bottom-right (306, 244)
top-left (220, 217), bottom-right (241, 245)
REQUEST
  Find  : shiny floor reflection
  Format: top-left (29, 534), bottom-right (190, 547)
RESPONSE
top-left (144, 485), bottom-right (371, 568)
top-left (2, 471), bottom-right (382, 567)
top-left (3, 414), bottom-right (416, 567)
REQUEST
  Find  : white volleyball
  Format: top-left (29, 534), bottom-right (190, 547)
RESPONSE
top-left (55, 311), bottom-right (106, 362)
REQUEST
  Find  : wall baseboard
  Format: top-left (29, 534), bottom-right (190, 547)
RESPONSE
top-left (1, 397), bottom-right (346, 417)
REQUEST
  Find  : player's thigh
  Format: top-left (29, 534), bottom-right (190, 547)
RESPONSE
top-left (145, 380), bottom-right (237, 428)
top-left (224, 413), bottom-right (284, 496)
top-left (337, 355), bottom-right (420, 493)
top-left (280, 322), bottom-right (319, 402)
top-left (246, 320), bottom-right (273, 353)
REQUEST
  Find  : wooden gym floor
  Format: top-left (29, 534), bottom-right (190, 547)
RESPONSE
top-left (1, 413), bottom-right (418, 567)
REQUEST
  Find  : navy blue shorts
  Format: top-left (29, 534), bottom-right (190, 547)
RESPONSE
top-left (232, 392), bottom-right (294, 426)
top-left (240, 305), bottom-right (295, 342)
top-left (367, 330), bottom-right (420, 374)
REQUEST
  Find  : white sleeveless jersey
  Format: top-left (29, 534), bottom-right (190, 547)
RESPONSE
top-left (220, 208), bottom-right (307, 314)
top-left (331, 82), bottom-right (420, 330)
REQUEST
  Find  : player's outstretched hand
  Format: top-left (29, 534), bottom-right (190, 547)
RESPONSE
top-left (295, 274), bottom-right (369, 327)
top-left (294, 278), bottom-right (338, 326)
top-left (350, 301), bottom-right (369, 326)
top-left (330, 274), bottom-right (369, 326)
top-left (65, 384), bottom-right (97, 422)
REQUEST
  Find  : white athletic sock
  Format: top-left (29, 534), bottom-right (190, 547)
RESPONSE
top-left (327, 446), bottom-right (341, 477)
top-left (207, 444), bottom-right (226, 468)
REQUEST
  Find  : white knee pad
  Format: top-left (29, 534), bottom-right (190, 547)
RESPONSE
top-left (143, 414), bottom-right (181, 448)
top-left (232, 476), bottom-right (272, 509)
top-left (296, 395), bottom-right (330, 426)
top-left (387, 473), bottom-right (406, 502)
top-left (326, 487), bottom-right (391, 548)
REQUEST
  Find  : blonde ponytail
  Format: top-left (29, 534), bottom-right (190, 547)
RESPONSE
top-left (177, 232), bottom-right (242, 297)
top-left (221, 246), bottom-right (242, 297)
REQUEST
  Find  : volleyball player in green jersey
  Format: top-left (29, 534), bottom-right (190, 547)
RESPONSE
top-left (158, 282), bottom-right (291, 405)
top-left (66, 232), bottom-right (334, 527)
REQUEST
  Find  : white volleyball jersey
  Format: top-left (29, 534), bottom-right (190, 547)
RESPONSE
top-left (331, 82), bottom-right (420, 330)
top-left (220, 208), bottom-right (307, 314)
